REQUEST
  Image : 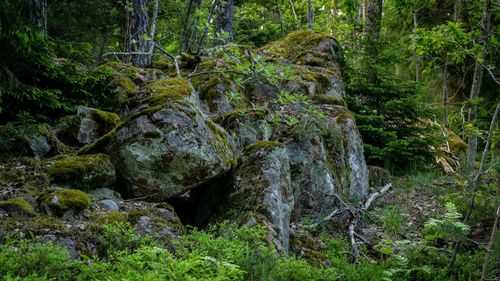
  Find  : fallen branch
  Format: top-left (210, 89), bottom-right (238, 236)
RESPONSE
top-left (363, 183), bottom-right (393, 211)
top-left (154, 44), bottom-right (181, 77)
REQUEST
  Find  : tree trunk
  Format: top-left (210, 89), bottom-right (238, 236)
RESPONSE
top-left (25, 0), bottom-right (47, 34)
top-left (413, 11), bottom-right (420, 83)
top-left (307, 0), bottom-right (314, 30)
top-left (181, 0), bottom-right (203, 53)
top-left (129, 0), bottom-right (158, 67)
top-left (276, 0), bottom-right (285, 37)
top-left (443, 54), bottom-right (449, 129)
top-left (363, 0), bottom-right (382, 38)
top-left (215, 0), bottom-right (234, 45)
top-left (466, 0), bottom-right (492, 170)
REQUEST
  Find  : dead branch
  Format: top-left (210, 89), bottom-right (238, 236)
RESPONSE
top-left (363, 183), bottom-right (392, 211)
top-left (154, 44), bottom-right (181, 77)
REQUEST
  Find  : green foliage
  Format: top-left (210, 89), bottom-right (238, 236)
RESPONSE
top-left (377, 206), bottom-right (405, 236)
top-left (0, 238), bottom-right (77, 280)
top-left (346, 74), bottom-right (441, 173)
top-left (424, 202), bottom-right (470, 242)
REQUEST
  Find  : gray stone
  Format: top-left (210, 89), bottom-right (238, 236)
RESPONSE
top-left (89, 187), bottom-right (122, 201)
top-left (136, 216), bottom-right (152, 235)
top-left (98, 199), bottom-right (119, 211)
top-left (108, 102), bottom-right (236, 199)
top-left (29, 133), bottom-right (51, 159)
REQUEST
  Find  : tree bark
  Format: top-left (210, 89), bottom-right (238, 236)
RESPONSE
top-left (442, 54), bottom-right (449, 129)
top-left (413, 11), bottom-right (420, 83)
top-left (181, 0), bottom-right (203, 53)
top-left (25, 0), bottom-right (47, 34)
top-left (466, 0), bottom-right (492, 170)
top-left (276, 0), bottom-right (285, 37)
top-left (363, 0), bottom-right (382, 38)
top-left (307, 0), bottom-right (314, 30)
top-left (129, 0), bottom-right (158, 67)
top-left (215, 0), bottom-right (234, 45)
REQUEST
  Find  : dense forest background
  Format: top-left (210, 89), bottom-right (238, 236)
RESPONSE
top-left (0, 0), bottom-right (499, 280)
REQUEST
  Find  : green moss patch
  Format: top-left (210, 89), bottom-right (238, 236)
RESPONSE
top-left (244, 140), bottom-right (282, 154)
top-left (39, 189), bottom-right (90, 215)
top-left (0, 198), bottom-right (35, 216)
top-left (145, 77), bottom-right (193, 105)
top-left (48, 154), bottom-right (116, 189)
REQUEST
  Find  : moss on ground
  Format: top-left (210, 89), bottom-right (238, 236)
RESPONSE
top-left (0, 198), bottom-right (35, 216)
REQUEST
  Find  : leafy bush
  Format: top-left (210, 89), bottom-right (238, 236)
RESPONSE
top-left (0, 238), bottom-right (77, 280)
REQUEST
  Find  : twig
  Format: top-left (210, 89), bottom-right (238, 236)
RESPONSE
top-left (363, 183), bottom-right (392, 211)
top-left (154, 44), bottom-right (181, 77)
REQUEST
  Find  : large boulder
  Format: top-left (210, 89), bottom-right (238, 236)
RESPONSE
top-left (83, 101), bottom-right (236, 200)
top-left (215, 141), bottom-right (294, 252)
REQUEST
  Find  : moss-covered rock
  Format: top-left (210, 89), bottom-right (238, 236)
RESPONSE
top-left (0, 123), bottom-right (52, 160)
top-left (48, 154), bottom-right (116, 189)
top-left (38, 189), bottom-right (90, 216)
top-left (0, 198), bottom-right (35, 216)
top-left (213, 144), bottom-right (293, 252)
top-left (261, 30), bottom-right (340, 67)
top-left (76, 108), bottom-right (121, 145)
top-left (144, 77), bottom-right (196, 106)
top-left (98, 101), bottom-right (236, 199)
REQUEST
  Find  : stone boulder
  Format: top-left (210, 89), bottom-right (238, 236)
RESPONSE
top-left (48, 154), bottom-right (116, 189)
top-left (83, 101), bottom-right (236, 199)
top-left (214, 141), bottom-right (294, 252)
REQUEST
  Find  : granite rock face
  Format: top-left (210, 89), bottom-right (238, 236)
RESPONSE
top-left (106, 102), bottom-right (236, 199)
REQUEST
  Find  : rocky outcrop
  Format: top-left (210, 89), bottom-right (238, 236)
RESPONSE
top-left (0, 30), bottom-right (372, 259)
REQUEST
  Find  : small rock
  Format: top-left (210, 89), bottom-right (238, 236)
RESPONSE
top-left (29, 134), bottom-right (51, 159)
top-left (89, 187), bottom-right (122, 202)
top-left (157, 208), bottom-right (174, 222)
top-left (98, 199), bottom-right (119, 211)
top-left (136, 216), bottom-right (152, 235)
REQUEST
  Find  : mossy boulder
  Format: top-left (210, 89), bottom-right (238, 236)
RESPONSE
top-left (213, 142), bottom-right (294, 252)
top-left (367, 165), bottom-right (391, 188)
top-left (92, 62), bottom-right (167, 108)
top-left (38, 189), bottom-right (90, 216)
top-left (48, 154), bottom-right (116, 189)
top-left (76, 108), bottom-right (121, 145)
top-left (100, 101), bottom-right (236, 199)
top-left (0, 123), bottom-right (52, 160)
top-left (144, 77), bottom-right (198, 106)
top-left (261, 30), bottom-right (346, 101)
top-left (0, 198), bottom-right (35, 216)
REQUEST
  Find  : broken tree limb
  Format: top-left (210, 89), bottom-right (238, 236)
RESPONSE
top-left (154, 44), bottom-right (181, 77)
top-left (363, 183), bottom-right (392, 211)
